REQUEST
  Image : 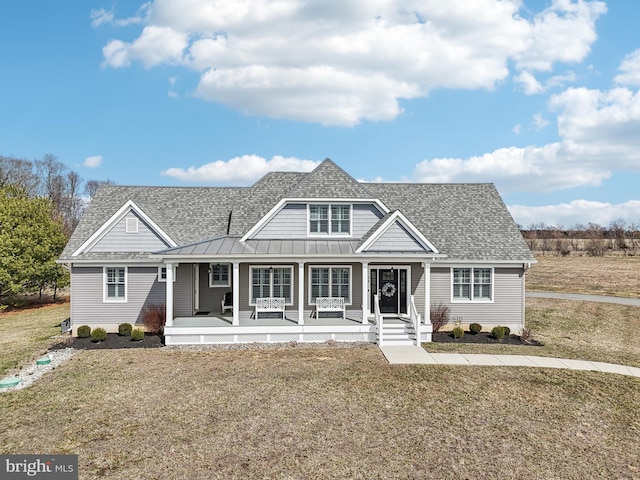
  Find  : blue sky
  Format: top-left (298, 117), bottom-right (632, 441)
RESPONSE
top-left (1, 0), bottom-right (640, 228)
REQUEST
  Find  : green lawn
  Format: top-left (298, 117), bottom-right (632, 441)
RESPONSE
top-left (0, 302), bottom-right (69, 376)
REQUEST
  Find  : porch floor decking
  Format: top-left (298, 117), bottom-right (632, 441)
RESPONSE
top-left (172, 315), bottom-right (374, 328)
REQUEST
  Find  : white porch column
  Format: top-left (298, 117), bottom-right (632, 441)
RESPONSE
top-left (232, 261), bottom-right (240, 326)
top-left (361, 262), bottom-right (369, 324)
top-left (165, 262), bottom-right (174, 327)
top-left (423, 262), bottom-right (431, 324)
top-left (298, 262), bottom-right (304, 325)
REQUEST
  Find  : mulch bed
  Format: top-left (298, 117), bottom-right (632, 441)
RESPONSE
top-left (432, 332), bottom-right (543, 346)
top-left (49, 333), bottom-right (165, 350)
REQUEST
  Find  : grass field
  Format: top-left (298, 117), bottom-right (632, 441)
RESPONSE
top-left (527, 255), bottom-right (640, 298)
top-left (0, 302), bottom-right (69, 376)
top-left (1, 260), bottom-right (639, 479)
top-left (1, 348), bottom-right (639, 479)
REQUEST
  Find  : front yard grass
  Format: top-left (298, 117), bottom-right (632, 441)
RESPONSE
top-left (0, 302), bottom-right (69, 376)
top-left (1, 347), bottom-right (639, 479)
top-left (426, 298), bottom-right (640, 368)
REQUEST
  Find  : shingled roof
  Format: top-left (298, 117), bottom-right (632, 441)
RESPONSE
top-left (61, 159), bottom-right (534, 262)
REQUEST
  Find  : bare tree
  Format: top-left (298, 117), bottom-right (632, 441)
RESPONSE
top-left (609, 219), bottom-right (628, 254)
top-left (85, 179), bottom-right (115, 200)
top-left (585, 223), bottom-right (607, 256)
top-left (0, 155), bottom-right (39, 192)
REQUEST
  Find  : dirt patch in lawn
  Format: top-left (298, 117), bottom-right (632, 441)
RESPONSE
top-left (49, 333), bottom-right (164, 350)
top-left (432, 331), bottom-right (543, 346)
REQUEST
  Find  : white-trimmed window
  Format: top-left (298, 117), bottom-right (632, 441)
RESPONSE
top-left (308, 204), bottom-right (351, 235)
top-left (249, 266), bottom-right (293, 305)
top-left (309, 266), bottom-right (351, 304)
top-left (158, 266), bottom-right (176, 283)
top-left (452, 267), bottom-right (493, 302)
top-left (104, 267), bottom-right (127, 302)
top-left (209, 263), bottom-right (230, 287)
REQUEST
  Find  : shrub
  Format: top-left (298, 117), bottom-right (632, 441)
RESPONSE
top-left (452, 326), bottom-right (464, 339)
top-left (492, 326), bottom-right (506, 341)
top-left (118, 323), bottom-right (132, 336)
top-left (130, 328), bottom-right (145, 341)
top-left (520, 326), bottom-right (534, 344)
top-left (503, 326), bottom-right (511, 336)
top-left (77, 325), bottom-right (91, 338)
top-left (91, 327), bottom-right (107, 342)
top-left (430, 302), bottom-right (450, 333)
top-left (141, 304), bottom-right (166, 335)
top-left (469, 323), bottom-right (482, 335)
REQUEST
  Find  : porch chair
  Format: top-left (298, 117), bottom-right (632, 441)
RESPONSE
top-left (221, 291), bottom-right (233, 314)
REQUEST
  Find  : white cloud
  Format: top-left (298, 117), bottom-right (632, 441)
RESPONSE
top-left (614, 49), bottom-right (640, 86)
top-left (508, 200), bottom-right (640, 228)
top-left (99, 0), bottom-right (606, 125)
top-left (512, 123), bottom-right (522, 134)
top-left (83, 155), bottom-right (103, 168)
top-left (515, 71), bottom-right (543, 95)
top-left (414, 50), bottom-right (640, 194)
top-left (103, 26), bottom-right (188, 68)
top-left (90, 8), bottom-right (114, 28)
top-left (90, 7), bottom-right (145, 28)
top-left (161, 155), bottom-right (320, 184)
top-left (532, 113), bottom-right (550, 129)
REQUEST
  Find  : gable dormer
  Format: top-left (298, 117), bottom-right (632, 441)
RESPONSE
top-left (72, 200), bottom-right (176, 256)
top-left (357, 210), bottom-right (439, 253)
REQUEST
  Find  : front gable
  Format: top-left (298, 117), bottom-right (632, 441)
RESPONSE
top-left (357, 211), bottom-right (439, 254)
top-left (72, 200), bottom-right (176, 256)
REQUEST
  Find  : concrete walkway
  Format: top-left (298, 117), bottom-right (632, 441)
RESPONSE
top-left (380, 346), bottom-right (640, 378)
top-left (526, 291), bottom-right (640, 307)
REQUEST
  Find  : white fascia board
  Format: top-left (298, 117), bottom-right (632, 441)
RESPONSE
top-left (435, 259), bottom-right (537, 266)
top-left (356, 210), bottom-right (439, 254)
top-left (240, 197), bottom-right (390, 242)
top-left (71, 200), bottom-right (177, 256)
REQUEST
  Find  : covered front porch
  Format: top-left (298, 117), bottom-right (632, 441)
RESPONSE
top-left (165, 314), bottom-right (379, 345)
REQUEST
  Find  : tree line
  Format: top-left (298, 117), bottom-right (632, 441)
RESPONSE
top-left (0, 154), bottom-right (113, 306)
top-left (521, 221), bottom-right (640, 256)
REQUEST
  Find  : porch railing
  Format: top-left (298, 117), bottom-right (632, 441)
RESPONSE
top-left (410, 295), bottom-right (421, 347)
top-left (374, 294), bottom-right (383, 346)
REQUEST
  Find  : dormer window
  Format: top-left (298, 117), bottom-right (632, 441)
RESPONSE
top-left (309, 204), bottom-right (350, 235)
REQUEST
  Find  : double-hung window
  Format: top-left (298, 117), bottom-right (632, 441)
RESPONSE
top-left (209, 263), bottom-right (230, 287)
top-left (250, 266), bottom-right (293, 304)
top-left (104, 267), bottom-right (127, 302)
top-left (452, 267), bottom-right (493, 302)
top-left (309, 204), bottom-right (350, 235)
top-left (309, 266), bottom-right (351, 304)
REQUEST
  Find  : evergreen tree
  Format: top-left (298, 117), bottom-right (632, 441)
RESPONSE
top-left (0, 186), bottom-right (68, 304)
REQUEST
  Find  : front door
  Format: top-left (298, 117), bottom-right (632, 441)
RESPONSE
top-left (378, 269), bottom-right (399, 314)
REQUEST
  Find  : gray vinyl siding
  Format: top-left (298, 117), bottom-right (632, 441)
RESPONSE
top-left (367, 223), bottom-right (426, 251)
top-left (253, 202), bottom-right (384, 239)
top-left (429, 266), bottom-right (524, 325)
top-left (197, 263), bottom-right (232, 314)
top-left (352, 204), bottom-right (384, 237)
top-left (411, 263), bottom-right (425, 313)
top-left (254, 204), bottom-right (307, 238)
top-left (89, 211), bottom-right (169, 253)
top-left (70, 266), bottom-right (165, 328)
top-left (174, 264), bottom-right (194, 317)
